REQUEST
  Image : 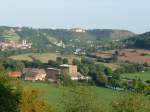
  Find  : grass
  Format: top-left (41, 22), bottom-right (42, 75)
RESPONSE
top-left (9, 52), bottom-right (81, 64)
top-left (9, 52), bottom-right (120, 70)
top-left (3, 32), bottom-right (20, 41)
top-left (97, 62), bottom-right (120, 71)
top-left (22, 81), bottom-right (123, 110)
top-left (122, 72), bottom-right (150, 82)
top-left (86, 56), bottom-right (120, 71)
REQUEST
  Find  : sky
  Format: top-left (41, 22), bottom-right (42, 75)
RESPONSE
top-left (0, 0), bottom-right (150, 33)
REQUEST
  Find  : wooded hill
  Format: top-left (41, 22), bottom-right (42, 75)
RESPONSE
top-left (0, 26), bottom-right (135, 51)
top-left (126, 31), bottom-right (150, 49)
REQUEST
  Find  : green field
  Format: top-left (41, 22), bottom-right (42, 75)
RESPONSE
top-left (2, 32), bottom-right (20, 41)
top-left (9, 52), bottom-right (119, 70)
top-left (22, 82), bottom-right (123, 110)
top-left (122, 72), bottom-right (150, 82)
top-left (9, 52), bottom-right (81, 64)
top-left (96, 62), bottom-right (119, 71)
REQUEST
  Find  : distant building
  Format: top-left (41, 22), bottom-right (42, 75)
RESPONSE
top-left (45, 68), bottom-right (61, 82)
top-left (16, 40), bottom-right (32, 49)
top-left (0, 40), bottom-right (32, 51)
top-left (9, 71), bottom-right (22, 78)
top-left (74, 48), bottom-right (86, 55)
top-left (60, 64), bottom-right (78, 80)
top-left (60, 64), bottom-right (90, 80)
top-left (54, 40), bottom-right (66, 48)
top-left (23, 68), bottom-right (46, 81)
top-left (74, 48), bottom-right (82, 55)
top-left (70, 28), bottom-right (85, 33)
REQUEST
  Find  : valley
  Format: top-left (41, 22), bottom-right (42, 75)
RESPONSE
top-left (0, 26), bottom-right (150, 112)
top-left (1, 0), bottom-right (150, 111)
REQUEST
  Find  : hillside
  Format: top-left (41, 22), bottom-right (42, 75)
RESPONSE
top-left (87, 29), bottom-right (135, 40)
top-left (126, 31), bottom-right (150, 49)
top-left (0, 26), bottom-right (135, 51)
top-left (23, 82), bottom-right (122, 111)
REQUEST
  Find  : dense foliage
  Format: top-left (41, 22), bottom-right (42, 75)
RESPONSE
top-left (112, 93), bottom-right (150, 112)
top-left (0, 72), bottom-right (54, 112)
top-left (0, 74), bottom-right (21, 112)
top-left (126, 32), bottom-right (150, 49)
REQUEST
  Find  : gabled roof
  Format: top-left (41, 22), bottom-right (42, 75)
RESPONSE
top-left (9, 71), bottom-right (22, 78)
top-left (60, 64), bottom-right (70, 67)
top-left (23, 68), bottom-right (46, 77)
top-left (47, 68), bottom-right (60, 71)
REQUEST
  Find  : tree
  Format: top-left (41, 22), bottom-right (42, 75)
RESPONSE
top-left (0, 73), bottom-right (22, 112)
top-left (108, 79), bottom-right (119, 89)
top-left (72, 58), bottom-right (81, 66)
top-left (112, 72), bottom-right (120, 80)
top-left (48, 60), bottom-right (59, 68)
top-left (60, 75), bottom-right (74, 86)
top-left (0, 64), bottom-right (5, 74)
top-left (134, 64), bottom-right (144, 72)
top-left (98, 74), bottom-right (108, 87)
top-left (112, 93), bottom-right (150, 112)
top-left (112, 50), bottom-right (119, 62)
top-left (63, 58), bottom-right (69, 64)
top-left (132, 78), bottom-right (146, 93)
top-left (80, 65), bottom-right (89, 76)
top-left (56, 57), bottom-right (63, 65)
top-left (120, 81), bottom-right (129, 91)
top-left (2, 59), bottom-right (25, 71)
top-left (90, 72), bottom-right (108, 87)
top-left (104, 68), bottom-right (112, 76)
top-left (81, 57), bottom-right (94, 65)
top-left (19, 88), bottom-right (55, 112)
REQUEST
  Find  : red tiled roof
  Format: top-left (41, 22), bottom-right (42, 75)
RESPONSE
top-left (9, 71), bottom-right (22, 78)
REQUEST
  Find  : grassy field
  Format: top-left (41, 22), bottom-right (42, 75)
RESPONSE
top-left (122, 72), bottom-right (150, 82)
top-left (3, 32), bottom-right (20, 41)
top-left (22, 82), bottom-right (123, 110)
top-left (9, 52), bottom-right (119, 70)
top-left (96, 62), bottom-right (119, 71)
top-left (9, 52), bottom-right (81, 64)
top-left (86, 56), bottom-right (120, 71)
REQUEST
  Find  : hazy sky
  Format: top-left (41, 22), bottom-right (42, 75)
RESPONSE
top-left (0, 0), bottom-right (150, 33)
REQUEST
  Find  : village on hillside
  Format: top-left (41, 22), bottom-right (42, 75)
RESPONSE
top-left (0, 40), bottom-right (32, 51)
top-left (9, 64), bottom-right (90, 82)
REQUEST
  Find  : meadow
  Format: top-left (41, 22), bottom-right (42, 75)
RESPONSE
top-left (122, 72), bottom-right (150, 82)
top-left (9, 52), bottom-right (81, 64)
top-left (22, 81), bottom-right (123, 110)
top-left (9, 52), bottom-right (119, 70)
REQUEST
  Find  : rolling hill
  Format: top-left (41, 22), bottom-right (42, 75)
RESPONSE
top-left (87, 29), bottom-right (135, 40)
top-left (0, 26), bottom-right (135, 51)
top-left (126, 31), bottom-right (150, 49)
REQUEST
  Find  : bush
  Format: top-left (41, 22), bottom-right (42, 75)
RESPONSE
top-left (112, 93), bottom-right (150, 112)
top-left (60, 75), bottom-right (74, 86)
top-left (0, 74), bottom-right (22, 112)
top-left (19, 88), bottom-right (55, 112)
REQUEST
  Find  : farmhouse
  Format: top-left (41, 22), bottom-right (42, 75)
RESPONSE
top-left (8, 71), bottom-right (22, 78)
top-left (23, 68), bottom-right (46, 81)
top-left (74, 48), bottom-right (86, 55)
top-left (45, 68), bottom-right (61, 82)
top-left (60, 64), bottom-right (86, 80)
top-left (54, 40), bottom-right (66, 48)
top-left (70, 28), bottom-right (85, 33)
